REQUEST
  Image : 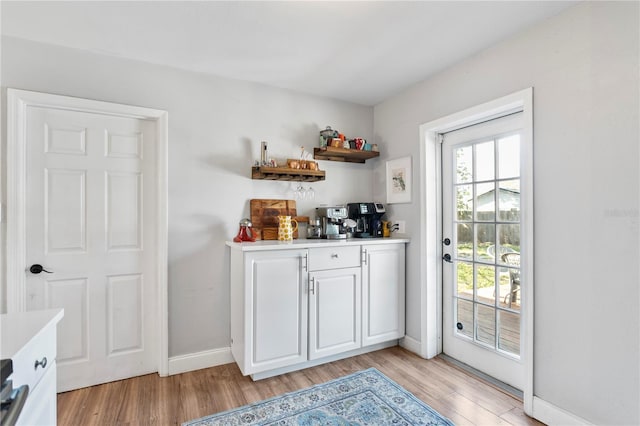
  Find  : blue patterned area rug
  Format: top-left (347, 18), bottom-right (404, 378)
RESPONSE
top-left (183, 368), bottom-right (454, 425)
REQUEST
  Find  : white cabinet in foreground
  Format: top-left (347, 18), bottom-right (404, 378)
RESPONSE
top-left (1, 309), bottom-right (64, 426)
top-left (227, 239), bottom-right (407, 379)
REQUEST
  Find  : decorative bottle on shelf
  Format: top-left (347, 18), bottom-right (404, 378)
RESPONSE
top-left (261, 141), bottom-right (268, 166)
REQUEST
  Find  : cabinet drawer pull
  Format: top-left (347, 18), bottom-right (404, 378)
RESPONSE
top-left (331, 253), bottom-right (339, 258)
top-left (309, 277), bottom-right (315, 295)
top-left (362, 249), bottom-right (368, 265)
top-left (34, 357), bottom-right (48, 370)
top-left (303, 253), bottom-right (308, 271)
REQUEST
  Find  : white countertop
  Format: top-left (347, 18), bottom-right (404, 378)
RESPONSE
top-left (1, 309), bottom-right (64, 359)
top-left (226, 236), bottom-right (410, 251)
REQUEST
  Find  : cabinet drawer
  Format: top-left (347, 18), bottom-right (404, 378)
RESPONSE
top-left (12, 324), bottom-right (56, 393)
top-left (309, 246), bottom-right (361, 271)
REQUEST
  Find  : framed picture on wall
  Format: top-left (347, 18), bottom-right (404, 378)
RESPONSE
top-left (386, 156), bottom-right (412, 204)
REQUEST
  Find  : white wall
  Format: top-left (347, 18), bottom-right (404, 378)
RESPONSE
top-left (373, 2), bottom-right (639, 425)
top-left (0, 36), bottom-right (376, 357)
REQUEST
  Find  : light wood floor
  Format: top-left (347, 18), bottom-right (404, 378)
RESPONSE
top-left (57, 346), bottom-right (542, 425)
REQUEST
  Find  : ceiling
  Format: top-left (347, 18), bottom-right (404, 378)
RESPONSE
top-left (2, 1), bottom-right (577, 106)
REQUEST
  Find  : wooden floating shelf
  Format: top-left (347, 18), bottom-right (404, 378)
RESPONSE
top-left (251, 166), bottom-right (326, 182)
top-left (314, 147), bottom-right (380, 163)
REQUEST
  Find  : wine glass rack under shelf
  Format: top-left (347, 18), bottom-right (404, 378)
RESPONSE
top-left (251, 166), bottom-right (326, 182)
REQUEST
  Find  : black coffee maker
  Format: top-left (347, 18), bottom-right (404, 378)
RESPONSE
top-left (347, 203), bottom-right (386, 238)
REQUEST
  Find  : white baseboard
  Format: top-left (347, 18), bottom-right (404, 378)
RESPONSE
top-left (399, 335), bottom-right (423, 357)
top-left (168, 346), bottom-right (234, 376)
top-left (532, 396), bottom-right (593, 425)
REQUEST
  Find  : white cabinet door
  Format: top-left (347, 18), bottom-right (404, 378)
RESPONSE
top-left (308, 267), bottom-right (361, 360)
top-left (245, 249), bottom-right (308, 374)
top-left (362, 244), bottom-right (405, 346)
top-left (17, 361), bottom-right (57, 426)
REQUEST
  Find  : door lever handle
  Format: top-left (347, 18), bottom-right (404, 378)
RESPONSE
top-left (29, 264), bottom-right (53, 274)
top-left (443, 254), bottom-right (453, 263)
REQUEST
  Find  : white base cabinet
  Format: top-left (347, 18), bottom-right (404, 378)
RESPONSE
top-left (228, 239), bottom-right (407, 379)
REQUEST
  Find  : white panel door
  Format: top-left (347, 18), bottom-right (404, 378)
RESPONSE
top-left (24, 105), bottom-right (158, 392)
top-left (308, 267), bottom-right (361, 360)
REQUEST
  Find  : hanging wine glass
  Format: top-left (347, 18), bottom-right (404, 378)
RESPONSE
top-left (295, 183), bottom-right (306, 200)
top-left (306, 186), bottom-right (315, 201)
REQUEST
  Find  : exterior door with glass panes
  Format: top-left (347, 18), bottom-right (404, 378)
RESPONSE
top-left (442, 113), bottom-right (524, 390)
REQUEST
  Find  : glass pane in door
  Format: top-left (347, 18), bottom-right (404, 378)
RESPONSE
top-left (456, 145), bottom-right (473, 183)
top-left (498, 135), bottom-right (520, 179)
top-left (456, 262), bottom-right (473, 299)
top-left (475, 264), bottom-right (496, 305)
top-left (476, 304), bottom-right (496, 346)
top-left (498, 224), bottom-right (520, 258)
top-left (456, 185), bottom-right (473, 220)
top-left (475, 141), bottom-right (495, 181)
top-left (456, 223), bottom-right (473, 260)
top-left (475, 182), bottom-right (495, 221)
top-left (498, 310), bottom-right (520, 355)
top-left (475, 223), bottom-right (495, 262)
top-left (498, 179), bottom-right (520, 222)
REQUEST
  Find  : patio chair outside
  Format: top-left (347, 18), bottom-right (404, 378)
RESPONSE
top-left (501, 252), bottom-right (521, 308)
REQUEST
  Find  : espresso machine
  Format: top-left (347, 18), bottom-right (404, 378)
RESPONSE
top-left (347, 202), bottom-right (386, 238)
top-left (315, 206), bottom-right (348, 239)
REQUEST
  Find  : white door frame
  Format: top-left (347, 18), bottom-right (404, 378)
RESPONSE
top-left (6, 88), bottom-right (169, 377)
top-left (418, 88), bottom-right (534, 413)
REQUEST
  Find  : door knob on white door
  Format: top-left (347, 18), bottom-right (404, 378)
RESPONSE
top-left (29, 264), bottom-right (53, 274)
